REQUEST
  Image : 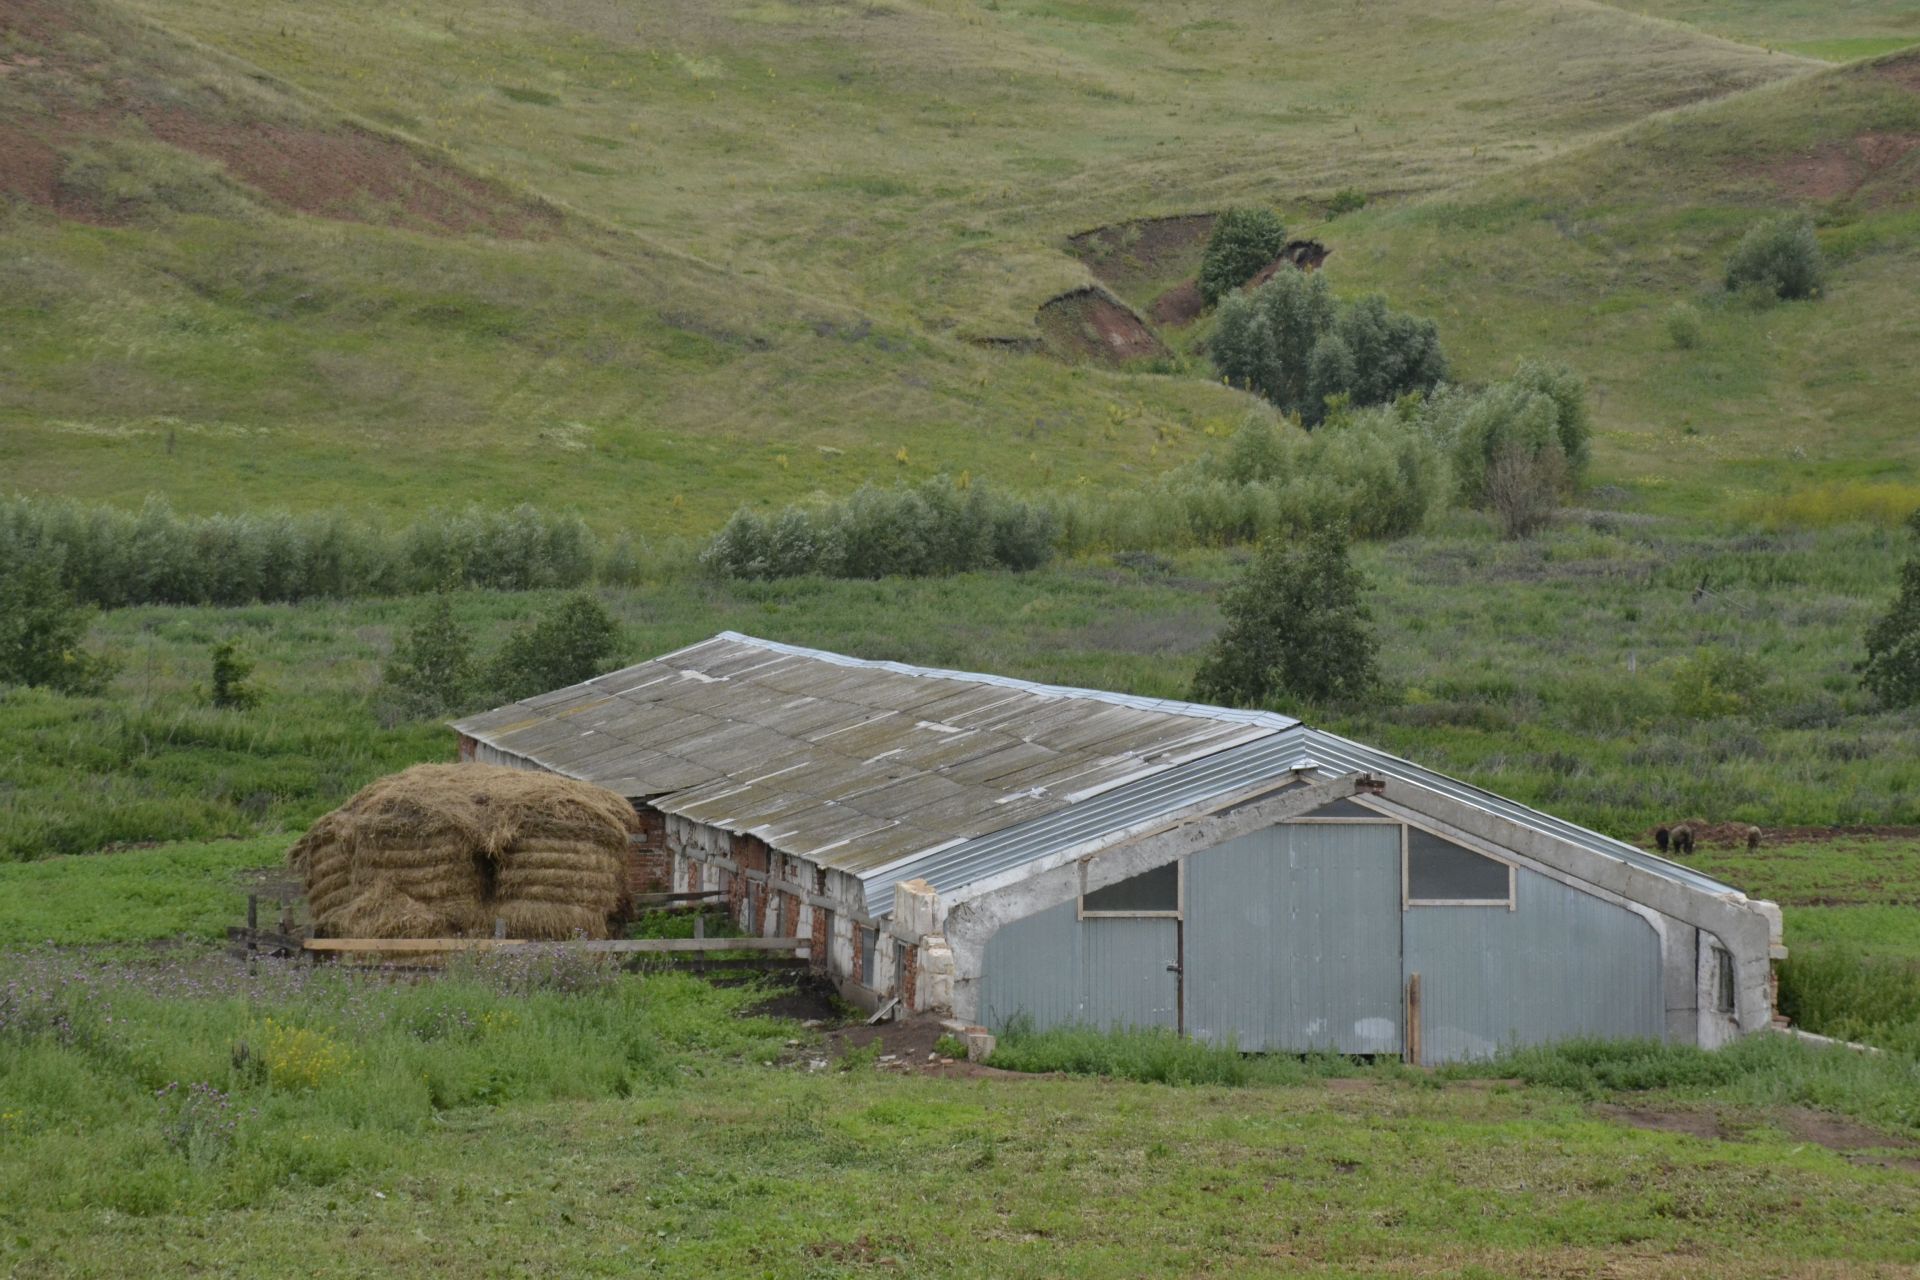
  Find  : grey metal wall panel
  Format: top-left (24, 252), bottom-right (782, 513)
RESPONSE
top-left (1184, 823), bottom-right (1404, 1055)
top-left (1404, 867), bottom-right (1663, 1062)
top-left (978, 899), bottom-right (1177, 1032)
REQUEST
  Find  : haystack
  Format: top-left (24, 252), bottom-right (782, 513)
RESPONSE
top-left (289, 763), bottom-right (637, 940)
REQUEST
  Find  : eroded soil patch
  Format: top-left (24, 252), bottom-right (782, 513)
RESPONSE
top-left (1066, 212), bottom-right (1216, 291)
top-left (1759, 131), bottom-right (1920, 204)
top-left (1035, 286), bottom-right (1168, 365)
top-left (0, 5), bottom-right (555, 235)
top-left (1149, 238), bottom-right (1330, 329)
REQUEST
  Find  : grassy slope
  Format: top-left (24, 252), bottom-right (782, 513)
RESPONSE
top-left (1316, 51), bottom-right (1920, 512)
top-left (1604, 0), bottom-right (1920, 61)
top-left (0, 836), bottom-right (285, 945)
top-left (2, 0), bottom-right (1811, 526)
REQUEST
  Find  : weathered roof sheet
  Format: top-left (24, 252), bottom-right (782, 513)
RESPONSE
top-left (456, 632), bottom-right (1740, 917)
top-left (453, 632), bottom-right (1295, 876)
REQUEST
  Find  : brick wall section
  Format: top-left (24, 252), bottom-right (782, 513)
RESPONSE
top-left (623, 805), bottom-right (670, 896)
top-left (810, 905), bottom-right (830, 972)
top-left (899, 945), bottom-right (919, 1013)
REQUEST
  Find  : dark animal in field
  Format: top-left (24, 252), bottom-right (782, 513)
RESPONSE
top-left (1746, 826), bottom-right (1761, 851)
top-left (1655, 826), bottom-right (1671, 854)
top-left (1671, 826), bottom-right (1695, 857)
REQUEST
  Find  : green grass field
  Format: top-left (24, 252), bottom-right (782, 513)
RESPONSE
top-left (6, 0), bottom-right (1920, 1271)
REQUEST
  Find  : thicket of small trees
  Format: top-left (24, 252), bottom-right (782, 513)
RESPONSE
top-left (1209, 271), bottom-right (1447, 425)
top-left (0, 498), bottom-right (598, 607)
top-left (699, 476), bottom-right (1058, 580)
top-left (381, 590), bottom-right (625, 721)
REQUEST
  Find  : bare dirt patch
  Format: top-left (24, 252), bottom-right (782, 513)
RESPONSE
top-left (1639, 821), bottom-right (1920, 850)
top-left (1598, 1103), bottom-right (1917, 1156)
top-left (1875, 50), bottom-right (1920, 96)
top-left (1148, 276), bottom-right (1204, 326)
top-left (1034, 286), bottom-right (1168, 365)
top-left (1066, 212), bottom-right (1216, 292)
top-left (142, 112), bottom-right (559, 236)
top-left (1759, 131), bottom-right (1920, 204)
top-left (1247, 238), bottom-right (1332, 287)
top-left (0, 4), bottom-right (555, 236)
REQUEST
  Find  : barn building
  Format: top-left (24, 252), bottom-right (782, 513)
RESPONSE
top-left (453, 632), bottom-right (1783, 1063)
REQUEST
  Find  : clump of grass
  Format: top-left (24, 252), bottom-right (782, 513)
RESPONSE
top-left (986, 1021), bottom-right (1363, 1086)
top-left (1778, 946), bottom-right (1920, 1056)
top-left (1739, 483), bottom-right (1920, 531)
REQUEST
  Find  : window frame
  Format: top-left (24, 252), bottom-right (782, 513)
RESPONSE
top-left (1711, 944), bottom-right (1736, 1014)
top-left (1400, 819), bottom-right (1517, 910)
top-left (1077, 858), bottom-right (1184, 920)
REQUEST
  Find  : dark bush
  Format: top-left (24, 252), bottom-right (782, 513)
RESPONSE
top-left (1191, 525), bottom-right (1379, 708)
top-left (1860, 510), bottom-right (1920, 708)
top-left (488, 593), bottom-right (624, 703)
top-left (1725, 214), bottom-right (1824, 301)
top-left (1210, 273), bottom-right (1445, 425)
top-left (1197, 207), bottom-right (1289, 305)
top-left (207, 639), bottom-right (261, 710)
top-left (0, 552), bottom-right (117, 695)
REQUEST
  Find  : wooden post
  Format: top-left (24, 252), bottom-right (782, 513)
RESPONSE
top-left (1405, 972), bottom-right (1423, 1068)
top-left (247, 894), bottom-right (258, 931)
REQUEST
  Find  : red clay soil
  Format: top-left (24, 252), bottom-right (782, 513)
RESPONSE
top-left (0, 4), bottom-right (554, 237)
top-left (1066, 213), bottom-right (1216, 291)
top-left (1876, 50), bottom-right (1920, 96)
top-left (1035, 286), bottom-right (1169, 365)
top-left (1148, 277), bottom-right (1205, 326)
top-left (1759, 131), bottom-right (1920, 204)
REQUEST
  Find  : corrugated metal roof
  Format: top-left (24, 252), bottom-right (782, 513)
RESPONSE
top-left (453, 632), bottom-right (1294, 877)
top-left (455, 632), bottom-right (1741, 917)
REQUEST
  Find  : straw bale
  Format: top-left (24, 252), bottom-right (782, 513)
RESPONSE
top-left (288, 762), bottom-right (637, 940)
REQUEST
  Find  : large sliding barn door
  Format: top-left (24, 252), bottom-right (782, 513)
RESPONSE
top-left (1184, 823), bottom-right (1404, 1055)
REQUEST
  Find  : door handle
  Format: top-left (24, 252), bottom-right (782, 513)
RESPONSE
top-left (1165, 963), bottom-right (1182, 974)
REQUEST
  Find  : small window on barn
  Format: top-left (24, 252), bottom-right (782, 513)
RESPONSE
top-left (1405, 827), bottom-right (1513, 906)
top-left (1712, 945), bottom-right (1735, 1014)
top-left (1080, 861), bottom-right (1181, 917)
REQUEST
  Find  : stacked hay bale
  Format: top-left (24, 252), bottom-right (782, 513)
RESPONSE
top-left (288, 763), bottom-right (636, 940)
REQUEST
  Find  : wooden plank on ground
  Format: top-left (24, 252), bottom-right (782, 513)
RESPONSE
top-left (303, 936), bottom-right (808, 955)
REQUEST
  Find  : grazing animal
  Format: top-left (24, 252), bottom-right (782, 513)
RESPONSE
top-left (1655, 826), bottom-right (1671, 854)
top-left (1672, 826), bottom-right (1695, 857)
top-left (1746, 826), bottom-right (1761, 851)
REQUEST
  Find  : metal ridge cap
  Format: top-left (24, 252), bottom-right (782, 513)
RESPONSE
top-left (713, 631), bottom-right (1300, 730)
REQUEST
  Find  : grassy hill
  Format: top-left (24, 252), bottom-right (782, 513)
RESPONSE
top-left (1, 0), bottom-right (1831, 529)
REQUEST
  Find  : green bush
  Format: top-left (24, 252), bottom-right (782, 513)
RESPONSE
top-left (1210, 272), bottom-right (1445, 425)
top-left (1197, 207), bottom-right (1289, 305)
top-left (1664, 302), bottom-right (1703, 350)
top-left (1725, 214), bottom-right (1825, 301)
top-left (700, 477), bottom-right (1057, 580)
top-left (1670, 647), bottom-right (1768, 719)
top-left (1428, 360), bottom-right (1590, 507)
top-left (206, 639), bottom-right (261, 711)
top-left (488, 592), bottom-right (624, 703)
top-left (1860, 511), bottom-right (1920, 708)
top-left (1191, 524), bottom-right (1380, 708)
top-left (0, 552), bottom-right (117, 696)
top-left (381, 594), bottom-right (479, 720)
top-left (1327, 187), bottom-right (1367, 216)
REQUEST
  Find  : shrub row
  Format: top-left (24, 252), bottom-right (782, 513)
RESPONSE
top-left (698, 476), bottom-right (1058, 580)
top-left (0, 497), bottom-right (597, 606)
